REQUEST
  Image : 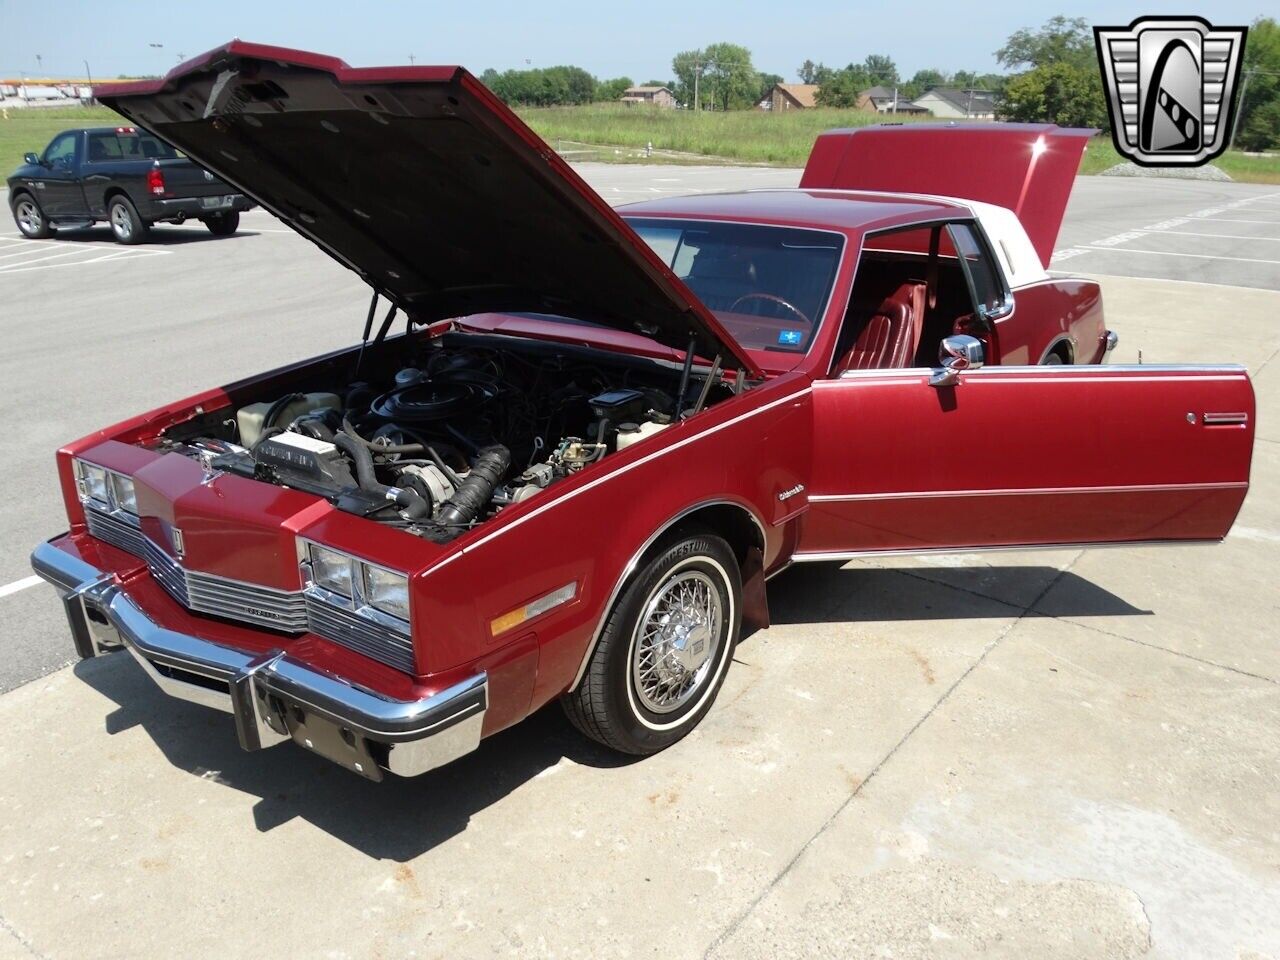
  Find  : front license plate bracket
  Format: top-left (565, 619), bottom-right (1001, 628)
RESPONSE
top-left (284, 706), bottom-right (383, 781)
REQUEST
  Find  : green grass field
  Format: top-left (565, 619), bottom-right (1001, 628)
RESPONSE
top-left (4, 103), bottom-right (1277, 184)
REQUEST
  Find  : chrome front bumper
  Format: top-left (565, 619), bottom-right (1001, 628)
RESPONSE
top-left (30, 540), bottom-right (486, 781)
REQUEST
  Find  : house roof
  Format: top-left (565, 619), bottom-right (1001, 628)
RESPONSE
top-left (623, 85), bottom-right (671, 95)
top-left (860, 85), bottom-right (898, 101)
top-left (919, 87), bottom-right (999, 112)
top-left (774, 83), bottom-right (819, 107)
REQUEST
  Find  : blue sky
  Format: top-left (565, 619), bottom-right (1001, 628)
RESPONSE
top-left (1, 0), bottom-right (1269, 83)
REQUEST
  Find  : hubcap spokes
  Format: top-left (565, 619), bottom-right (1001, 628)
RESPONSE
top-left (18, 201), bottom-right (40, 232)
top-left (632, 570), bottom-right (722, 714)
top-left (112, 207), bottom-right (130, 238)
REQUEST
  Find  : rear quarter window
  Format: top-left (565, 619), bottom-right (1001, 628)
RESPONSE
top-left (86, 131), bottom-right (179, 163)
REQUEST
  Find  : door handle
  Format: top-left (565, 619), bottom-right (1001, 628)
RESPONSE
top-left (1201, 412), bottom-right (1248, 426)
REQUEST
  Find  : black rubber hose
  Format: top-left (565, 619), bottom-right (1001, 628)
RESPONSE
top-left (435, 445), bottom-right (510, 528)
top-left (333, 432), bottom-right (430, 519)
top-left (263, 393), bottom-right (304, 431)
top-left (342, 416), bottom-right (426, 456)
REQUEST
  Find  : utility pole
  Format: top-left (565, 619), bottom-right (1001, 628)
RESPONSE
top-left (1229, 68), bottom-right (1253, 150)
top-left (408, 53), bottom-right (416, 65)
top-left (84, 60), bottom-right (94, 103)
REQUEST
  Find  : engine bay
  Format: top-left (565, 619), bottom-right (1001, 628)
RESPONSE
top-left (156, 334), bottom-right (735, 542)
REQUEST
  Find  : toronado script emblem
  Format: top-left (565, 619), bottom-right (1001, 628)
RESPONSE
top-left (778, 484), bottom-right (806, 502)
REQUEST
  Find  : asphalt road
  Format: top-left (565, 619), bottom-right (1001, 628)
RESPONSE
top-left (0, 166), bottom-right (1278, 958)
top-left (1, 168), bottom-right (1278, 691)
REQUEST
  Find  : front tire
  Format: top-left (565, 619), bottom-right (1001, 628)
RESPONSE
top-left (202, 211), bottom-right (239, 236)
top-left (563, 527), bottom-right (741, 755)
top-left (12, 194), bottom-right (53, 239)
top-left (107, 196), bottom-right (148, 245)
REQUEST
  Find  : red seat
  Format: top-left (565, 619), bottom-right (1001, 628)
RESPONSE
top-left (835, 281), bottom-right (926, 372)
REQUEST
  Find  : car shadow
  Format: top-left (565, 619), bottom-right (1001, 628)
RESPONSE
top-left (72, 562), bottom-right (1147, 860)
top-left (25, 225), bottom-right (259, 245)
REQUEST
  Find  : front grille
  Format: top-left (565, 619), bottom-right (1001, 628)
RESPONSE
top-left (85, 507), bottom-right (145, 557)
top-left (305, 595), bottom-right (417, 674)
top-left (143, 537), bottom-right (308, 633)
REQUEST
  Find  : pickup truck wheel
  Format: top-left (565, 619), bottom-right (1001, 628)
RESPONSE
top-left (12, 194), bottom-right (53, 239)
top-left (563, 527), bottom-right (741, 755)
top-left (107, 196), bottom-right (148, 245)
top-left (203, 211), bottom-right (240, 236)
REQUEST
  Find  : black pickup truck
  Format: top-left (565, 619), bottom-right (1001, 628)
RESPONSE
top-left (6, 126), bottom-right (254, 243)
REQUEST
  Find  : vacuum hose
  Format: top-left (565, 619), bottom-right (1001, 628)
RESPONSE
top-left (333, 432), bottom-right (430, 520)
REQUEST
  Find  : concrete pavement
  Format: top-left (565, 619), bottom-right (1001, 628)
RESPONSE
top-left (0, 270), bottom-right (1276, 958)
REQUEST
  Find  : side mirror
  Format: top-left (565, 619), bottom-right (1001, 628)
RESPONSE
top-left (929, 334), bottom-right (984, 388)
top-left (23, 152), bottom-right (41, 166)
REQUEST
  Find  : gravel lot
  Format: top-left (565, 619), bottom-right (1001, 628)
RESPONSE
top-left (0, 167), bottom-right (1277, 959)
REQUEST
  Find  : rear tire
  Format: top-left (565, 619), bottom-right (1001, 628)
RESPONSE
top-left (12, 193), bottom-right (53, 239)
top-left (563, 527), bottom-right (741, 755)
top-left (107, 196), bottom-right (148, 245)
top-left (202, 211), bottom-right (239, 236)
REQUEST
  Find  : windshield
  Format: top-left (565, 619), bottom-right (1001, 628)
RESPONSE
top-left (626, 217), bottom-right (843, 353)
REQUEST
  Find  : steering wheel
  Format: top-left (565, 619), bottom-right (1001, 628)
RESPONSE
top-left (728, 292), bottom-right (811, 327)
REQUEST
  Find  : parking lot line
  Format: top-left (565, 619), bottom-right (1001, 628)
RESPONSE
top-left (0, 245), bottom-right (91, 266)
top-left (0, 248), bottom-right (168, 274)
top-left (0, 575), bottom-right (40, 599)
top-left (1077, 246), bottom-right (1280, 265)
top-left (1149, 229), bottom-right (1280, 242)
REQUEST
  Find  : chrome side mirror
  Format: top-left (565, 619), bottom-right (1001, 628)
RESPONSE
top-left (929, 334), bottom-right (984, 388)
top-left (23, 152), bottom-right (41, 166)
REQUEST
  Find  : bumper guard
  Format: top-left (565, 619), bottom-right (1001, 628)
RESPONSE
top-left (30, 540), bottom-right (486, 780)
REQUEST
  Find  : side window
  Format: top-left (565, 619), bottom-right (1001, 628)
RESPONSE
top-left (947, 222), bottom-right (1006, 316)
top-left (86, 133), bottom-right (123, 163)
top-left (42, 132), bottom-right (78, 169)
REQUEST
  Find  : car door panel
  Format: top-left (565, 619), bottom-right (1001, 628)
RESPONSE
top-left (800, 365), bottom-right (1253, 555)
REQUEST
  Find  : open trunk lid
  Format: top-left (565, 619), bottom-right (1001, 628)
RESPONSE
top-left (800, 123), bottom-right (1095, 267)
top-left (96, 42), bottom-right (761, 377)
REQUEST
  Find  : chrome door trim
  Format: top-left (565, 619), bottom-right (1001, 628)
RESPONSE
top-left (790, 539), bottom-right (1223, 563)
top-left (807, 480), bottom-right (1248, 503)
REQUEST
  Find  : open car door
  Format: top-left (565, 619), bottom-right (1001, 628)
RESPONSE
top-left (800, 364), bottom-right (1254, 556)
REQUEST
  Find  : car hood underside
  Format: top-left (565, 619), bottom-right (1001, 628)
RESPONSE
top-left (97, 41), bottom-right (761, 377)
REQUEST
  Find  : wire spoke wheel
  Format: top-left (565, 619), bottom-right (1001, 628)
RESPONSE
top-left (631, 570), bottom-right (723, 714)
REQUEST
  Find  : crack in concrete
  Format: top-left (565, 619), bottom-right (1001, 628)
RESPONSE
top-left (704, 552), bottom-right (1084, 958)
top-left (0, 912), bottom-right (49, 960)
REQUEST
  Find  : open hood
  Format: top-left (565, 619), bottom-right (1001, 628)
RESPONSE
top-left (800, 123), bottom-right (1095, 268)
top-left (97, 42), bottom-right (761, 378)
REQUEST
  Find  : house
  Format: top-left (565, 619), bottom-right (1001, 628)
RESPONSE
top-left (912, 87), bottom-right (999, 120)
top-left (768, 83), bottom-right (820, 111)
top-left (856, 85), bottom-right (930, 115)
top-left (620, 85), bottom-right (676, 108)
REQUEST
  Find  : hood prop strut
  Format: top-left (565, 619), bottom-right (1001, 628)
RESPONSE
top-left (675, 335), bottom-right (696, 420)
top-left (353, 290), bottom-right (399, 378)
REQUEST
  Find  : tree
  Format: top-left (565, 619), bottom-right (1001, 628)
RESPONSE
top-left (996, 15), bottom-right (1094, 70)
top-left (595, 76), bottom-right (633, 102)
top-left (1236, 17), bottom-right (1280, 151)
top-left (815, 64), bottom-right (871, 107)
top-left (902, 68), bottom-right (948, 99)
top-left (757, 72), bottom-right (783, 103)
top-left (862, 54), bottom-right (899, 87)
top-left (672, 43), bottom-right (757, 110)
top-left (797, 60), bottom-right (836, 85)
top-left (486, 65), bottom-right (600, 106)
top-left (997, 61), bottom-right (1107, 128)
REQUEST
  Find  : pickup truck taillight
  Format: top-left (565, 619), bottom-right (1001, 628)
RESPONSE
top-left (146, 165), bottom-right (165, 197)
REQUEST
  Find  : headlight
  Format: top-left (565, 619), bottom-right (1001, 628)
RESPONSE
top-left (74, 460), bottom-right (110, 507)
top-left (301, 540), bottom-right (411, 630)
top-left (74, 459), bottom-right (137, 515)
top-left (364, 564), bottom-right (410, 621)
top-left (108, 472), bottom-right (137, 514)
top-left (308, 544), bottom-right (355, 597)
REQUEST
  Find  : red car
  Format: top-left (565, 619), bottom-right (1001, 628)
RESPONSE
top-left (31, 44), bottom-right (1256, 781)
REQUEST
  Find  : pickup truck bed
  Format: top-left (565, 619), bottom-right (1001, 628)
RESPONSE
top-left (6, 126), bottom-right (254, 243)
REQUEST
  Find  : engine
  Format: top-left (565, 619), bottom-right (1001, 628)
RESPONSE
top-left (157, 339), bottom-right (718, 542)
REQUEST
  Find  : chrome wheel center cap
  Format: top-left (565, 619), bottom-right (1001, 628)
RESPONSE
top-left (666, 619), bottom-right (712, 674)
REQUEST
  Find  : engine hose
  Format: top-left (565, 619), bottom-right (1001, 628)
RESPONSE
top-left (263, 393), bottom-right (304, 431)
top-left (333, 432), bottom-right (429, 519)
top-left (435, 445), bottom-right (510, 528)
top-left (342, 416), bottom-right (426, 456)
